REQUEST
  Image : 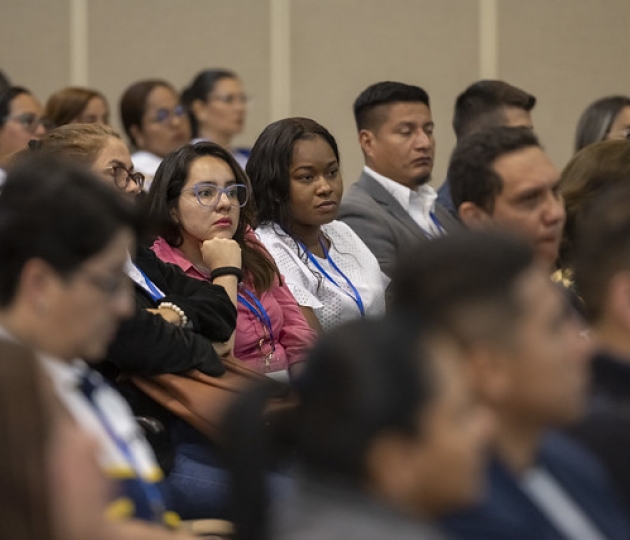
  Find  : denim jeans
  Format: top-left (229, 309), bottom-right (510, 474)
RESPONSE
top-left (159, 420), bottom-right (292, 520)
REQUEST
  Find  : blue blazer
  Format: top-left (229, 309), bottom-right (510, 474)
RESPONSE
top-left (441, 433), bottom-right (630, 540)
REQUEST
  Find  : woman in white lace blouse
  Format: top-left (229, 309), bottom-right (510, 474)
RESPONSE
top-left (247, 117), bottom-right (386, 332)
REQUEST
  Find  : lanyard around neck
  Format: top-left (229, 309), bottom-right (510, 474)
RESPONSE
top-left (237, 288), bottom-right (276, 351)
top-left (78, 372), bottom-right (166, 521)
top-left (429, 211), bottom-right (445, 237)
top-left (135, 266), bottom-right (165, 301)
top-left (300, 237), bottom-right (365, 317)
top-left (418, 211), bottom-right (445, 239)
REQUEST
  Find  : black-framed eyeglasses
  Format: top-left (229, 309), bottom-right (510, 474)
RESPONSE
top-left (183, 182), bottom-right (249, 210)
top-left (3, 113), bottom-right (53, 133)
top-left (152, 105), bottom-right (187, 124)
top-left (104, 164), bottom-right (145, 191)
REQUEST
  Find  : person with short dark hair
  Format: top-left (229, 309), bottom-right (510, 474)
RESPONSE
top-left (390, 230), bottom-right (630, 540)
top-left (438, 80), bottom-right (536, 215)
top-left (563, 183), bottom-right (630, 516)
top-left (449, 126), bottom-right (565, 270)
top-left (248, 117), bottom-right (385, 332)
top-left (574, 95), bottom-right (630, 152)
top-left (120, 79), bottom-right (191, 186)
top-left (272, 315), bottom-right (492, 540)
top-left (338, 81), bottom-right (459, 278)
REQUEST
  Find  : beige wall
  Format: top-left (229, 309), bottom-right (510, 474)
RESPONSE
top-left (2, 0), bottom-right (629, 186)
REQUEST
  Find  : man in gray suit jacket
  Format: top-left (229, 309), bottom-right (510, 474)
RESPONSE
top-left (339, 81), bottom-right (460, 277)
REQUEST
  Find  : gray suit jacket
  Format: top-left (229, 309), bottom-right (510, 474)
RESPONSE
top-left (338, 172), bottom-right (461, 277)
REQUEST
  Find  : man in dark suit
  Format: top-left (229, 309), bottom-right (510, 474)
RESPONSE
top-left (437, 80), bottom-right (536, 217)
top-left (338, 81), bottom-right (459, 278)
top-left (390, 231), bottom-right (630, 540)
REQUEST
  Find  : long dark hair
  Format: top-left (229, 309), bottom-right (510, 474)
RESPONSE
top-left (575, 95), bottom-right (630, 152)
top-left (146, 141), bottom-right (280, 293)
top-left (246, 117), bottom-right (340, 236)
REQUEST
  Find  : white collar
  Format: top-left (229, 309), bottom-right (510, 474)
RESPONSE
top-left (363, 166), bottom-right (437, 214)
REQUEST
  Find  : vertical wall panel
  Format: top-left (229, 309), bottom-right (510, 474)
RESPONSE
top-left (500, 0), bottom-right (630, 169)
top-left (0, 0), bottom-right (70, 105)
top-left (290, 0), bottom-right (480, 186)
top-left (88, 0), bottom-right (270, 147)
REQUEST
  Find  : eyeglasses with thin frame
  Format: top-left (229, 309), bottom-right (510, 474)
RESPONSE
top-left (182, 182), bottom-right (249, 210)
top-left (103, 164), bottom-right (145, 191)
top-left (3, 112), bottom-right (53, 133)
top-left (151, 105), bottom-right (187, 124)
top-left (209, 94), bottom-right (250, 106)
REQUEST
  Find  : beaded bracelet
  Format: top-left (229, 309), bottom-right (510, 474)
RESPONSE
top-left (158, 302), bottom-right (189, 328)
top-left (210, 266), bottom-right (243, 283)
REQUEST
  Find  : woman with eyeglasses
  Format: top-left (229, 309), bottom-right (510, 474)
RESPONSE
top-left (181, 70), bottom-right (250, 168)
top-left (247, 118), bottom-right (386, 333)
top-left (0, 86), bottom-right (48, 185)
top-left (31, 123), bottom-right (144, 197)
top-left (146, 141), bottom-right (316, 379)
top-left (120, 80), bottom-right (191, 188)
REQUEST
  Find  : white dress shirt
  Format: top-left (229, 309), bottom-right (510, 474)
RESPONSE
top-left (364, 166), bottom-right (443, 238)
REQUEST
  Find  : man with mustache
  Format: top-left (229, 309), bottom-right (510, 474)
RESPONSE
top-left (339, 81), bottom-right (459, 278)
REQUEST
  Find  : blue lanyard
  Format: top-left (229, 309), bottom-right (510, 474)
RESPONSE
top-left (301, 238), bottom-right (365, 317)
top-left (79, 373), bottom-right (166, 522)
top-left (429, 211), bottom-right (445, 237)
top-left (237, 288), bottom-right (276, 350)
top-left (136, 266), bottom-right (165, 301)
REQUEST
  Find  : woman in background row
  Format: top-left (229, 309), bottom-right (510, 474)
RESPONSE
top-left (120, 79), bottom-right (191, 186)
top-left (182, 69), bottom-right (250, 168)
top-left (575, 95), bottom-right (630, 152)
top-left (0, 86), bottom-right (47, 184)
top-left (248, 117), bottom-right (386, 332)
top-left (147, 141), bottom-right (316, 379)
top-left (44, 86), bottom-right (110, 128)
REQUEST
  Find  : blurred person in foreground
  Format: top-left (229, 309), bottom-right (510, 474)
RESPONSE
top-left (0, 157), bottom-right (192, 538)
top-left (390, 230), bottom-right (630, 540)
top-left (270, 315), bottom-right (493, 540)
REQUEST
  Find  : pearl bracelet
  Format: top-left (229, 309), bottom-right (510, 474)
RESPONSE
top-left (158, 302), bottom-right (189, 328)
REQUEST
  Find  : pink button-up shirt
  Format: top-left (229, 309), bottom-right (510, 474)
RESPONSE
top-left (152, 236), bottom-right (316, 372)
